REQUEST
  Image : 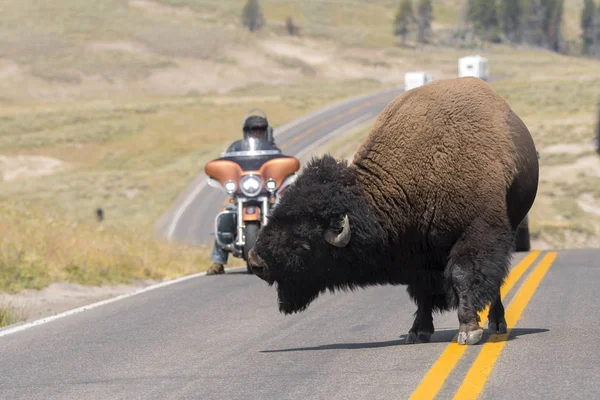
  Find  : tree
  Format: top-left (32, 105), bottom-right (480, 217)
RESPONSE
top-left (543, 0), bottom-right (564, 52)
top-left (518, 0), bottom-right (565, 52)
top-left (520, 0), bottom-right (547, 47)
top-left (499, 0), bottom-right (522, 43)
top-left (394, 0), bottom-right (416, 46)
top-left (596, 98), bottom-right (600, 155)
top-left (285, 16), bottom-right (298, 36)
top-left (466, 0), bottom-right (500, 42)
top-left (466, 0), bottom-right (480, 27)
top-left (416, 0), bottom-right (433, 44)
top-left (242, 0), bottom-right (265, 32)
top-left (481, 0), bottom-right (500, 41)
top-left (591, 4), bottom-right (600, 57)
top-left (581, 0), bottom-right (596, 55)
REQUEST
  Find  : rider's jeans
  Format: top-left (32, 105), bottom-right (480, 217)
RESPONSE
top-left (211, 239), bottom-right (229, 265)
top-left (210, 203), bottom-right (236, 265)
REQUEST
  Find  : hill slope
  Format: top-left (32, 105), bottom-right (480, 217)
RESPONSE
top-left (0, 0), bottom-right (588, 102)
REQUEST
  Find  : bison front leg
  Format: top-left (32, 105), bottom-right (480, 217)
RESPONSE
top-left (447, 220), bottom-right (512, 345)
top-left (405, 284), bottom-right (446, 344)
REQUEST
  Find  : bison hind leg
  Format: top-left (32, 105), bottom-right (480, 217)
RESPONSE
top-left (488, 291), bottom-right (508, 334)
top-left (445, 219), bottom-right (513, 345)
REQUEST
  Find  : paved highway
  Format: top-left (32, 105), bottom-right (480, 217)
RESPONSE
top-left (1, 249), bottom-right (599, 399)
top-left (154, 86), bottom-right (405, 245)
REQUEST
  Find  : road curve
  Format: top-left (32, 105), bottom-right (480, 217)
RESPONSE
top-left (154, 87), bottom-right (405, 246)
top-left (1, 249), bottom-right (599, 399)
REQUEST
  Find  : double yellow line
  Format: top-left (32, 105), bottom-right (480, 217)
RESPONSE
top-left (409, 250), bottom-right (558, 400)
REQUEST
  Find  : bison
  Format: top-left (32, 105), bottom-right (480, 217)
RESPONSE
top-left (248, 77), bottom-right (539, 345)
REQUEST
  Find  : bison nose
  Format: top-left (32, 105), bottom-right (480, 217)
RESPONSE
top-left (248, 249), bottom-right (269, 280)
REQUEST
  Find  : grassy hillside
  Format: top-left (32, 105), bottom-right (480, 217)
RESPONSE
top-left (315, 48), bottom-right (600, 250)
top-left (0, 0), bottom-right (588, 102)
top-left (1, 0), bottom-right (599, 300)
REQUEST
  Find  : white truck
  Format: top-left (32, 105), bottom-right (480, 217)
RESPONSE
top-left (404, 72), bottom-right (433, 91)
top-left (458, 55), bottom-right (489, 81)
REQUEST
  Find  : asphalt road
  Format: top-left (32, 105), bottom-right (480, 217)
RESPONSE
top-left (2, 249), bottom-right (599, 399)
top-left (154, 86), bottom-right (405, 245)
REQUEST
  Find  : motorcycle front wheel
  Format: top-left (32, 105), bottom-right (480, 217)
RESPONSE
top-left (243, 222), bottom-right (261, 274)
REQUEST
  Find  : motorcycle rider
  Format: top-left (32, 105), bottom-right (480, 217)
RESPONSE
top-left (206, 111), bottom-right (279, 275)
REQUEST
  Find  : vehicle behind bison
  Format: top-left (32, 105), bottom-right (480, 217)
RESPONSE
top-left (248, 77), bottom-right (539, 346)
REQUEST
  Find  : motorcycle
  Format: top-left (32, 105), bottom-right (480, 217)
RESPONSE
top-left (204, 138), bottom-right (300, 273)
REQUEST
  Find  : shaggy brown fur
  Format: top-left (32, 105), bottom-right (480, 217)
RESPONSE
top-left (353, 77), bottom-right (518, 245)
top-left (248, 77), bottom-right (539, 346)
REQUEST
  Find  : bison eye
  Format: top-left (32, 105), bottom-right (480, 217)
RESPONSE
top-left (299, 242), bottom-right (310, 251)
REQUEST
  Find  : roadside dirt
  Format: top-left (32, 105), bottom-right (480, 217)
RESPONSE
top-left (0, 281), bottom-right (155, 323)
top-left (0, 155), bottom-right (69, 182)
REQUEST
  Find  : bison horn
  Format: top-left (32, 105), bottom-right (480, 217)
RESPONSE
top-left (325, 215), bottom-right (351, 247)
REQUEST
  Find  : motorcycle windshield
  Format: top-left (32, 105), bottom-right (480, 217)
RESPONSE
top-left (219, 138), bottom-right (289, 171)
top-left (221, 138), bottom-right (282, 157)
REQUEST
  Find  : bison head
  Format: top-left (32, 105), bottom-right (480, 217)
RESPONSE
top-left (248, 154), bottom-right (385, 315)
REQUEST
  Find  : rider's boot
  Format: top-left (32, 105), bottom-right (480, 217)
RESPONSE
top-left (206, 263), bottom-right (225, 275)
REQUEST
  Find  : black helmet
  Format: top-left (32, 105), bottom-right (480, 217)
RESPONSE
top-left (242, 109), bottom-right (273, 142)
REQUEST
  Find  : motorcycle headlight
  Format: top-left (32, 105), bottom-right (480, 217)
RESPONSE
top-left (240, 175), bottom-right (262, 197)
top-left (265, 178), bottom-right (277, 192)
top-left (224, 180), bottom-right (237, 194)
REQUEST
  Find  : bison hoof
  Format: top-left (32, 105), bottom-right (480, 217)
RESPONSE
top-left (405, 331), bottom-right (432, 344)
top-left (457, 328), bottom-right (483, 345)
top-left (488, 319), bottom-right (508, 334)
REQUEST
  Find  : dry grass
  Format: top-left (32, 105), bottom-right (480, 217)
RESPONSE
top-left (0, 304), bottom-right (27, 328)
top-left (488, 51), bottom-right (600, 250)
top-left (0, 202), bottom-right (212, 294)
top-left (0, 0), bottom-right (587, 92)
top-left (0, 79), bottom-right (389, 292)
top-left (0, 79), bottom-right (387, 227)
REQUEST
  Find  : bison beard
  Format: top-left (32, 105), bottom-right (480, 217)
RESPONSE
top-left (248, 77), bottom-right (539, 346)
top-left (276, 280), bottom-right (322, 315)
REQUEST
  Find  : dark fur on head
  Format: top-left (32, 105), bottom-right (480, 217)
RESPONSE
top-left (253, 154), bottom-right (388, 314)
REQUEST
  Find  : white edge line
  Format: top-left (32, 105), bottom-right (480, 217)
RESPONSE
top-left (166, 177), bottom-right (208, 240)
top-left (0, 266), bottom-right (246, 338)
